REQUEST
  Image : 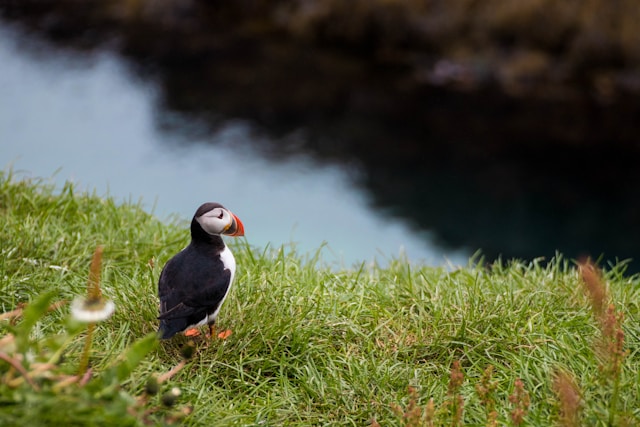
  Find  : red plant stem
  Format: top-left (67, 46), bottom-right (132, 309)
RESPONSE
top-left (0, 351), bottom-right (40, 391)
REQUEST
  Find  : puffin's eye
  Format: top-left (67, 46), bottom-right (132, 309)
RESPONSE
top-left (218, 211), bottom-right (224, 219)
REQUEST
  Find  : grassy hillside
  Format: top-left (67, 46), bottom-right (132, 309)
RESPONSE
top-left (0, 170), bottom-right (638, 426)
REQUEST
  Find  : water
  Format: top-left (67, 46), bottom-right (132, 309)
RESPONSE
top-left (0, 23), bottom-right (469, 268)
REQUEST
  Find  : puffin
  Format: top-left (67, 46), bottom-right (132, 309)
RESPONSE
top-left (157, 202), bottom-right (245, 340)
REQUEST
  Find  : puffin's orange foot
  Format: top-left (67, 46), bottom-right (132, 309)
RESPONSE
top-left (184, 328), bottom-right (201, 337)
top-left (205, 325), bottom-right (232, 340)
top-left (217, 329), bottom-right (233, 340)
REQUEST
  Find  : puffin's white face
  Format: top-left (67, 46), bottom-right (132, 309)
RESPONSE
top-left (195, 205), bottom-right (245, 237)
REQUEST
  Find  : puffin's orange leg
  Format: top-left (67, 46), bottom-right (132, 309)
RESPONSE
top-left (184, 328), bottom-right (201, 337)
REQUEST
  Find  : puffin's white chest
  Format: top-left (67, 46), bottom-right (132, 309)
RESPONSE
top-left (220, 245), bottom-right (236, 285)
top-left (208, 245), bottom-right (235, 321)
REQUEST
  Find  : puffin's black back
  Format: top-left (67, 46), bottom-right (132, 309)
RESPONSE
top-left (157, 213), bottom-right (232, 339)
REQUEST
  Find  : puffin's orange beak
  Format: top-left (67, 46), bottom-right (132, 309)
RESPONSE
top-left (225, 213), bottom-right (245, 237)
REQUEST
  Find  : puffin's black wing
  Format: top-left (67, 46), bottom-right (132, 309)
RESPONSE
top-left (157, 247), bottom-right (232, 339)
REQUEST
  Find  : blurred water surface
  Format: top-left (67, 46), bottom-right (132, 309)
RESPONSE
top-left (0, 23), bottom-right (469, 268)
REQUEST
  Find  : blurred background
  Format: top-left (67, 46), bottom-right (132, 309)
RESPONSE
top-left (1, 1), bottom-right (639, 270)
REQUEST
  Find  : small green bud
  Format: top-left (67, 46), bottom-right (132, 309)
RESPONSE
top-left (180, 341), bottom-right (196, 360)
top-left (145, 376), bottom-right (159, 395)
top-left (161, 387), bottom-right (181, 407)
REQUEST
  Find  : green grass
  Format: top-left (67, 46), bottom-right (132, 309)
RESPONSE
top-left (1, 169), bottom-right (639, 426)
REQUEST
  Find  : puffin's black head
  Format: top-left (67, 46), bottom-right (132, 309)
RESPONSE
top-left (191, 203), bottom-right (245, 241)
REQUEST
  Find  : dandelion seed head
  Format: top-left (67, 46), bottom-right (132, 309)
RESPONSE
top-left (71, 297), bottom-right (115, 322)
